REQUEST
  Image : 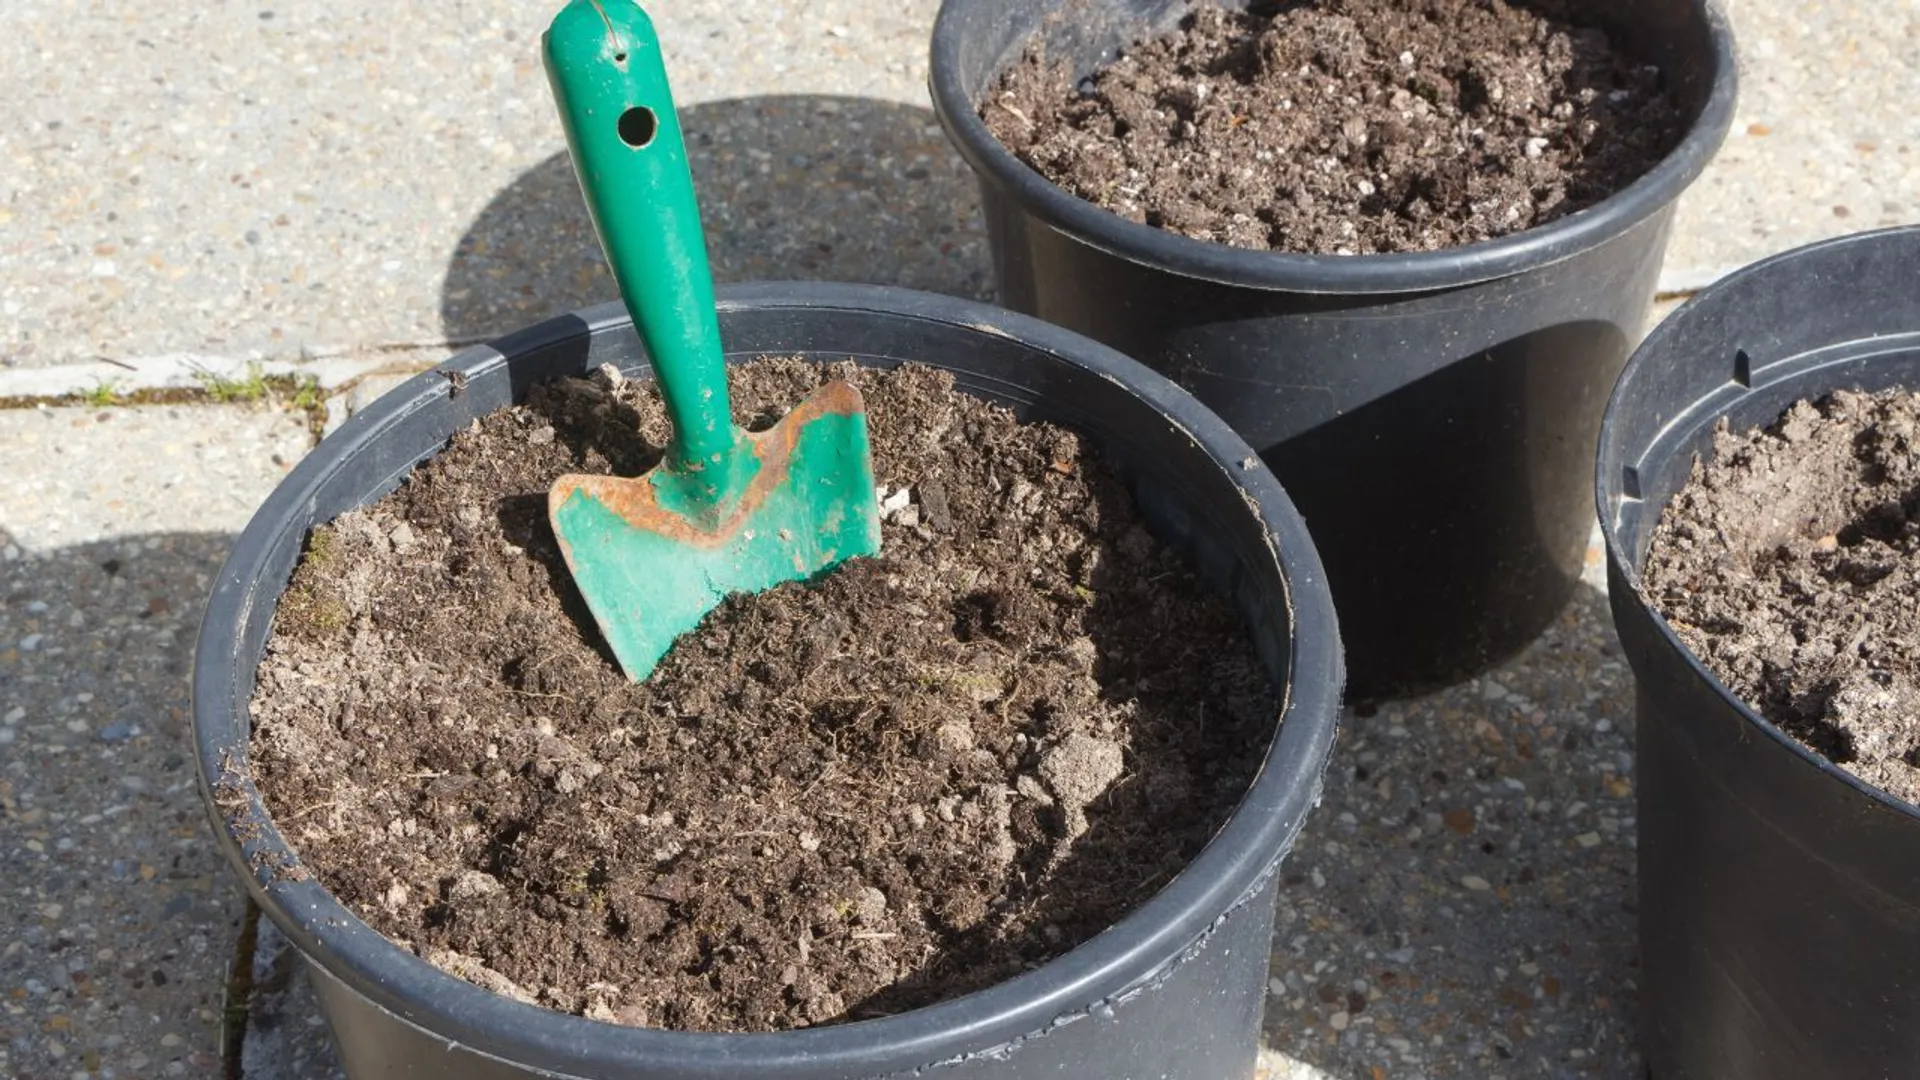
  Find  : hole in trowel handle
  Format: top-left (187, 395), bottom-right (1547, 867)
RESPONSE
top-left (618, 106), bottom-right (658, 149)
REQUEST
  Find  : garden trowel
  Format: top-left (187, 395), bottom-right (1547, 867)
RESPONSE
top-left (542, 0), bottom-right (882, 680)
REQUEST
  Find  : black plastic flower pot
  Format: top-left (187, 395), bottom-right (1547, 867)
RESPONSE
top-left (193, 283), bottom-right (1343, 1080)
top-left (929, 0), bottom-right (1737, 700)
top-left (1597, 227), bottom-right (1920, 1079)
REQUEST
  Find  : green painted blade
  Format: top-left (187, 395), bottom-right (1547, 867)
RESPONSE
top-left (541, 0), bottom-right (882, 680)
top-left (550, 384), bottom-right (882, 680)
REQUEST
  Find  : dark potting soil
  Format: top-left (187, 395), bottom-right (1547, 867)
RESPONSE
top-left (1644, 390), bottom-right (1920, 806)
top-left (246, 358), bottom-right (1278, 1032)
top-left (985, 0), bottom-right (1683, 254)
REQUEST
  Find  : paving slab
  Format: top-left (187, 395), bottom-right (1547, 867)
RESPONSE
top-left (6, 0), bottom-right (1904, 396)
top-left (0, 0), bottom-right (970, 381)
top-left (1257, 548), bottom-right (1641, 1080)
top-left (0, 403), bottom-right (309, 1080)
top-left (1660, 0), bottom-right (1920, 291)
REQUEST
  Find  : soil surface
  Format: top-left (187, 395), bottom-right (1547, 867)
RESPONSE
top-left (247, 359), bottom-right (1278, 1031)
top-left (986, 0), bottom-right (1683, 254)
top-left (1645, 390), bottom-right (1920, 805)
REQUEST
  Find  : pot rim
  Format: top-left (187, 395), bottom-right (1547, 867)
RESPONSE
top-left (1598, 225), bottom-right (1920, 825)
top-left (929, 0), bottom-right (1738, 296)
top-left (193, 282), bottom-right (1345, 1078)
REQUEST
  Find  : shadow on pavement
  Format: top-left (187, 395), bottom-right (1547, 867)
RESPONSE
top-left (441, 94), bottom-right (992, 345)
top-left (0, 530), bottom-right (249, 1079)
top-left (1261, 579), bottom-right (1644, 1079)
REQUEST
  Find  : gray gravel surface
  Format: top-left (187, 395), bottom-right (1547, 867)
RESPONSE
top-left (1257, 547), bottom-right (1639, 1080)
top-left (0, 404), bottom-right (309, 1079)
top-left (0, 0), bottom-right (972, 377)
top-left (1, 0), bottom-right (1905, 390)
top-left (440, 94), bottom-right (988, 346)
top-left (1660, 0), bottom-right (1920, 290)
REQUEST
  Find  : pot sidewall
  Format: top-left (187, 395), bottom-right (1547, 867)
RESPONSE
top-left (929, 0), bottom-right (1737, 700)
top-left (1596, 226), bottom-right (1920, 1079)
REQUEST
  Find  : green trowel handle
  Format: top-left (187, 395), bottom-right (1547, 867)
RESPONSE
top-left (544, 0), bottom-right (733, 471)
